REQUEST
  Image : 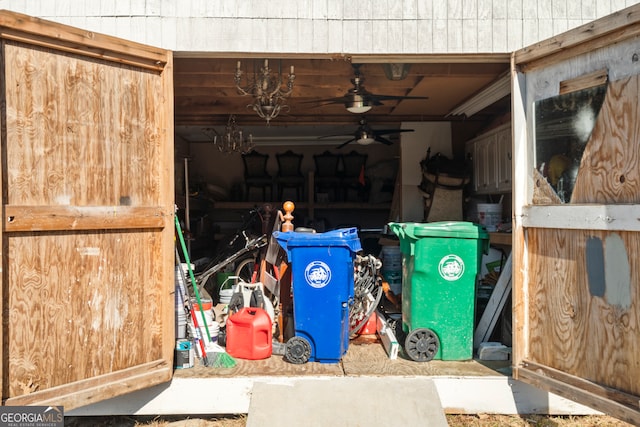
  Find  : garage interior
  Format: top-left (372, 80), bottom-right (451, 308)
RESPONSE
top-left (172, 56), bottom-right (512, 260)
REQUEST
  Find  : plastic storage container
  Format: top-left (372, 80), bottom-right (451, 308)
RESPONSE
top-left (388, 221), bottom-right (488, 361)
top-left (274, 227), bottom-right (362, 363)
top-left (226, 307), bottom-right (272, 360)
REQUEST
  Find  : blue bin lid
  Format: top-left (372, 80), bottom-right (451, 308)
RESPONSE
top-left (388, 221), bottom-right (489, 240)
top-left (273, 227), bottom-right (362, 253)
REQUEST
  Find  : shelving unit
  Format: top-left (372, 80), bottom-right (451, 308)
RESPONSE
top-left (181, 170), bottom-right (394, 258)
top-left (210, 169), bottom-right (392, 225)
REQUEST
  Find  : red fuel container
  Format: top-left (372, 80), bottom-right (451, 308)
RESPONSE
top-left (226, 307), bottom-right (272, 360)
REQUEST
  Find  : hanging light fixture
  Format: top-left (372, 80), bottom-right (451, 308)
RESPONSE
top-left (356, 129), bottom-right (375, 145)
top-left (234, 59), bottom-right (295, 124)
top-left (212, 115), bottom-right (254, 154)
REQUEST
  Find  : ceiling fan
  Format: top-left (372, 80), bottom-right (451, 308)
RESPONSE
top-left (307, 63), bottom-right (428, 113)
top-left (319, 117), bottom-right (415, 149)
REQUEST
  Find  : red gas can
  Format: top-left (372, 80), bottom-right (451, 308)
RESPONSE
top-left (226, 307), bottom-right (272, 360)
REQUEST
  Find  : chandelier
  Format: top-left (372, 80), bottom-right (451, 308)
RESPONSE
top-left (234, 59), bottom-right (295, 124)
top-left (212, 115), bottom-right (254, 154)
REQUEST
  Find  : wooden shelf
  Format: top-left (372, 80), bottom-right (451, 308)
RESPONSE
top-left (489, 232), bottom-right (512, 246)
top-left (209, 171), bottom-right (393, 221)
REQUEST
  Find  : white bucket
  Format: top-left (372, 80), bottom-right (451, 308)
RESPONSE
top-left (188, 318), bottom-right (219, 354)
top-left (218, 276), bottom-right (238, 305)
top-left (175, 308), bottom-right (188, 339)
top-left (477, 203), bottom-right (502, 232)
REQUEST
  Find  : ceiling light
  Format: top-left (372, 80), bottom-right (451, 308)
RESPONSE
top-left (234, 59), bottom-right (295, 124)
top-left (356, 131), bottom-right (375, 145)
top-left (346, 95), bottom-right (373, 114)
top-left (211, 115), bottom-right (254, 154)
top-left (382, 63), bottom-right (411, 81)
top-left (447, 71), bottom-right (510, 117)
top-left (357, 137), bottom-right (375, 145)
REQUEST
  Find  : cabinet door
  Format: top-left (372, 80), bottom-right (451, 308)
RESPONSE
top-left (496, 127), bottom-right (512, 192)
top-left (465, 141), bottom-right (479, 192)
top-left (476, 134), bottom-right (498, 194)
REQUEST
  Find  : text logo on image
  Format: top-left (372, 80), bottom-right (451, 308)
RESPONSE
top-left (0, 406), bottom-right (64, 427)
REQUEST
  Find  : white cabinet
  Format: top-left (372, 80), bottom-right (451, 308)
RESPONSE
top-left (495, 125), bottom-right (512, 192)
top-left (466, 123), bottom-right (511, 194)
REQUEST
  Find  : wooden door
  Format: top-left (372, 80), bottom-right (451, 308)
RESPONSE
top-left (0, 11), bottom-right (175, 410)
top-left (511, 4), bottom-right (640, 424)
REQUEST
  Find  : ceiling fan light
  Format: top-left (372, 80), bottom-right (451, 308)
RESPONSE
top-left (346, 97), bottom-right (372, 114)
top-left (347, 105), bottom-right (372, 114)
top-left (356, 136), bottom-right (375, 145)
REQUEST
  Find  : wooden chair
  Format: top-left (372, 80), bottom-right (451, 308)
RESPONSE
top-left (340, 150), bottom-right (369, 202)
top-left (242, 151), bottom-right (272, 201)
top-left (313, 150), bottom-right (341, 202)
top-left (275, 150), bottom-right (305, 201)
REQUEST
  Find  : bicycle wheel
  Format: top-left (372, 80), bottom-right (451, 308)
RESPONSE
top-left (234, 256), bottom-right (257, 284)
top-left (349, 254), bottom-right (383, 335)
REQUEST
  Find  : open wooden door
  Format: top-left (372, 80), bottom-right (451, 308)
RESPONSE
top-left (511, 4), bottom-right (640, 425)
top-left (0, 11), bottom-right (175, 410)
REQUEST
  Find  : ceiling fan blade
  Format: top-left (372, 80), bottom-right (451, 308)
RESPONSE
top-left (370, 94), bottom-right (429, 102)
top-left (318, 132), bottom-right (356, 139)
top-left (336, 138), bottom-right (356, 149)
top-left (300, 97), bottom-right (350, 105)
top-left (374, 128), bottom-right (416, 136)
top-left (374, 135), bottom-right (394, 145)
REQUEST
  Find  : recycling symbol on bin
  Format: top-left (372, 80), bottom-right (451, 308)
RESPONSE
top-left (438, 254), bottom-right (465, 282)
top-left (304, 261), bottom-right (332, 289)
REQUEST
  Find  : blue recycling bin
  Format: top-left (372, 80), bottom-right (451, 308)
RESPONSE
top-left (274, 228), bottom-right (362, 364)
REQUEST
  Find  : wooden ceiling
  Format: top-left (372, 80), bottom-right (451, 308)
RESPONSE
top-left (173, 57), bottom-right (511, 142)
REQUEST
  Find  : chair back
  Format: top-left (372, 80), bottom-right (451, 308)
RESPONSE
top-left (242, 151), bottom-right (270, 178)
top-left (276, 150), bottom-right (303, 177)
top-left (313, 151), bottom-right (340, 177)
top-left (341, 151), bottom-right (368, 179)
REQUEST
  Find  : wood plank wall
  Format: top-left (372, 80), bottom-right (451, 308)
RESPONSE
top-left (0, 1), bottom-right (628, 55)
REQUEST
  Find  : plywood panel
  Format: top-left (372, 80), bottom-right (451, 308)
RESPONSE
top-left (526, 228), bottom-right (640, 397)
top-left (6, 230), bottom-right (165, 397)
top-left (571, 74), bottom-right (640, 203)
top-left (4, 41), bottom-right (164, 206)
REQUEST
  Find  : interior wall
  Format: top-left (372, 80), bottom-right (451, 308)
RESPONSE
top-left (400, 122), bottom-right (452, 221)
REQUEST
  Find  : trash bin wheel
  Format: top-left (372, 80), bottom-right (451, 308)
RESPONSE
top-left (405, 328), bottom-right (439, 362)
top-left (284, 336), bottom-right (311, 364)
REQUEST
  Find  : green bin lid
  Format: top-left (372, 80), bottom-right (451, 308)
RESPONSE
top-left (388, 221), bottom-right (488, 240)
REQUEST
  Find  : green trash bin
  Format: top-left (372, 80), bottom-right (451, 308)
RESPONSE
top-left (388, 221), bottom-right (489, 362)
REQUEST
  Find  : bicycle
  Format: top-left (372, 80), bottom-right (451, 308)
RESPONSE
top-left (195, 204), bottom-right (273, 302)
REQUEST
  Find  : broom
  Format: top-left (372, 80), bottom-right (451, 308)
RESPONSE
top-left (175, 248), bottom-right (208, 365)
top-left (175, 215), bottom-right (237, 368)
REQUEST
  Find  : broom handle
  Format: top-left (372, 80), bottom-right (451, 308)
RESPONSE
top-left (175, 215), bottom-right (213, 343)
top-left (176, 249), bottom-right (208, 362)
